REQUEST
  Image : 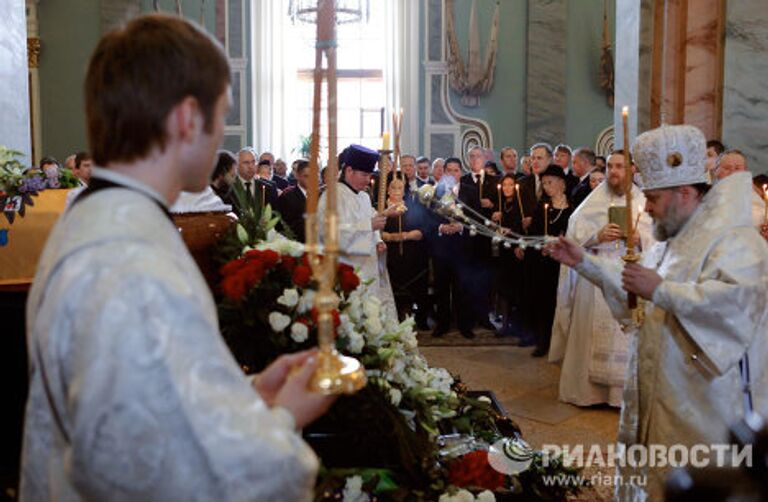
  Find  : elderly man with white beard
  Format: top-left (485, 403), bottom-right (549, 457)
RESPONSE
top-left (546, 124), bottom-right (768, 501)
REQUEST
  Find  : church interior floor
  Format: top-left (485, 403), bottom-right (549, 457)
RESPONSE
top-left (421, 345), bottom-right (619, 501)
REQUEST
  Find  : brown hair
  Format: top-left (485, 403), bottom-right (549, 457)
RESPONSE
top-left (85, 14), bottom-right (230, 166)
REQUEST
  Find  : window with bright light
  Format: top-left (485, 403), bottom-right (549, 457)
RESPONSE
top-left (276, 0), bottom-right (395, 158)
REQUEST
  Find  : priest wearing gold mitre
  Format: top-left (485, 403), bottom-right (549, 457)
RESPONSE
top-left (318, 144), bottom-right (398, 315)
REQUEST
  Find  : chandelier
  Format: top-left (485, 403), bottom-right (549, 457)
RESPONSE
top-left (288, 0), bottom-right (370, 24)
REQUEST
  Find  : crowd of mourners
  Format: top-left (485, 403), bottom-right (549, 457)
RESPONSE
top-left (48, 138), bottom-right (767, 360)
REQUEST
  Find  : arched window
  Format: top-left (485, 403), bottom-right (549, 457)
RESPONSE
top-left (250, 0), bottom-right (418, 161)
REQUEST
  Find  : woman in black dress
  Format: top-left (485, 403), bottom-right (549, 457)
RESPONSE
top-left (492, 174), bottom-right (527, 337)
top-left (381, 178), bottom-right (427, 322)
top-left (526, 165), bottom-right (574, 357)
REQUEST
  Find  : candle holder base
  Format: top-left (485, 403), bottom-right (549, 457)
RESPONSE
top-left (309, 347), bottom-right (367, 395)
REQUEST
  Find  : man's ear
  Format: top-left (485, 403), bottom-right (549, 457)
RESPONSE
top-left (169, 96), bottom-right (203, 143)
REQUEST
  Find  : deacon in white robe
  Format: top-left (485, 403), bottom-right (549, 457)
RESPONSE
top-left (547, 126), bottom-right (768, 501)
top-left (549, 160), bottom-right (654, 407)
top-left (318, 145), bottom-right (397, 316)
top-left (21, 170), bottom-right (319, 501)
top-left (21, 15), bottom-right (333, 501)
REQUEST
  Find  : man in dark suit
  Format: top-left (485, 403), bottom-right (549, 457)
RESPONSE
top-left (517, 142), bottom-right (551, 218)
top-left (457, 146), bottom-right (500, 335)
top-left (232, 147), bottom-right (278, 216)
top-left (277, 160), bottom-right (309, 242)
top-left (426, 157), bottom-right (477, 338)
top-left (415, 156), bottom-right (434, 187)
top-left (210, 150), bottom-right (238, 206)
top-left (569, 147), bottom-right (597, 208)
top-left (554, 144), bottom-right (579, 196)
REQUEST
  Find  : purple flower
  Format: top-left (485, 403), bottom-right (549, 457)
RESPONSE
top-left (19, 176), bottom-right (47, 194)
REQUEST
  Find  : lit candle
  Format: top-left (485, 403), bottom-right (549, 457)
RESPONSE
top-left (382, 132), bottom-right (390, 151)
top-left (544, 203), bottom-right (549, 235)
top-left (515, 184), bottom-right (525, 219)
top-left (261, 184), bottom-right (266, 207)
top-left (763, 184), bottom-right (768, 224)
top-left (497, 183), bottom-right (502, 214)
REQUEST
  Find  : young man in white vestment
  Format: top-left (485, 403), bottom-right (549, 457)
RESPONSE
top-left (20, 15), bottom-right (334, 501)
top-left (549, 151), bottom-right (655, 407)
top-left (318, 144), bottom-right (399, 315)
top-left (547, 125), bottom-right (768, 501)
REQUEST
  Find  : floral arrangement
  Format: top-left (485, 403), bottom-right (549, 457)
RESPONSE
top-left (216, 227), bottom-right (582, 501)
top-left (0, 146), bottom-right (80, 224)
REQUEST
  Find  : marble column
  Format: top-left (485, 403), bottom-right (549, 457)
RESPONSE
top-left (613, 0), bottom-right (642, 148)
top-left (0, 0), bottom-right (31, 163)
top-left (525, 0), bottom-right (566, 148)
top-left (722, 0), bottom-right (768, 173)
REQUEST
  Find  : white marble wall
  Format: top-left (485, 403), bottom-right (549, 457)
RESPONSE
top-left (613, 0), bottom-right (641, 148)
top-left (525, 0), bottom-right (567, 147)
top-left (0, 0), bottom-right (31, 164)
top-left (722, 0), bottom-right (768, 174)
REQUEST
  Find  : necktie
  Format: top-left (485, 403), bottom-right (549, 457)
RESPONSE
top-left (245, 181), bottom-right (252, 195)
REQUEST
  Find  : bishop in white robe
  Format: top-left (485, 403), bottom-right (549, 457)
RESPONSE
top-left (548, 125), bottom-right (768, 501)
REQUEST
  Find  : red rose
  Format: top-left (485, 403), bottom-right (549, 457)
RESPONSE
top-left (219, 258), bottom-right (246, 277)
top-left (244, 249), bottom-right (263, 261)
top-left (339, 270), bottom-right (360, 293)
top-left (338, 262), bottom-right (354, 275)
top-left (300, 253), bottom-right (311, 266)
top-left (281, 256), bottom-right (297, 272)
top-left (448, 450), bottom-right (505, 491)
top-left (259, 249), bottom-right (280, 269)
top-left (241, 261), bottom-right (265, 289)
top-left (221, 274), bottom-right (247, 302)
top-left (293, 265), bottom-right (312, 287)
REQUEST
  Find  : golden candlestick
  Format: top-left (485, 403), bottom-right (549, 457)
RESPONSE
top-left (303, 0), bottom-right (365, 395)
top-left (377, 150), bottom-right (392, 215)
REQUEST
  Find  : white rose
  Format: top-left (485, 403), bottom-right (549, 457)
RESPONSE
top-left (297, 290), bottom-right (315, 314)
top-left (268, 312), bottom-right (291, 332)
top-left (290, 322), bottom-right (309, 343)
top-left (438, 489), bottom-right (476, 502)
top-left (277, 288), bottom-right (299, 308)
top-left (476, 490), bottom-right (496, 502)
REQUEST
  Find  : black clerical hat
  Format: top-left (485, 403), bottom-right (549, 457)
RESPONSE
top-left (340, 144), bottom-right (379, 173)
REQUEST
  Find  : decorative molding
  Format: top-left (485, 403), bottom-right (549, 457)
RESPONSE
top-left (422, 0), bottom-right (493, 162)
top-left (595, 126), bottom-right (615, 157)
top-left (27, 37), bottom-right (40, 68)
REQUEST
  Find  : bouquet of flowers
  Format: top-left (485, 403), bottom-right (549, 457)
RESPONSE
top-left (216, 228), bottom-right (582, 501)
top-left (0, 146), bottom-right (80, 224)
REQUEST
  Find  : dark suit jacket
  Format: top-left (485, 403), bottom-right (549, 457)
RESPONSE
top-left (232, 178), bottom-right (279, 216)
top-left (277, 186), bottom-right (306, 242)
top-left (458, 172), bottom-right (499, 260)
top-left (564, 171), bottom-right (579, 197)
top-left (516, 174), bottom-right (541, 219)
top-left (569, 176), bottom-right (592, 208)
top-left (271, 175), bottom-right (291, 191)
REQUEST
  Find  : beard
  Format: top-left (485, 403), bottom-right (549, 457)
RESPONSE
top-left (652, 202), bottom-right (687, 241)
top-left (607, 179), bottom-right (624, 196)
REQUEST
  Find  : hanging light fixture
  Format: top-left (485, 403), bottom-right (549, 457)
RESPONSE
top-left (288, 0), bottom-right (370, 25)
